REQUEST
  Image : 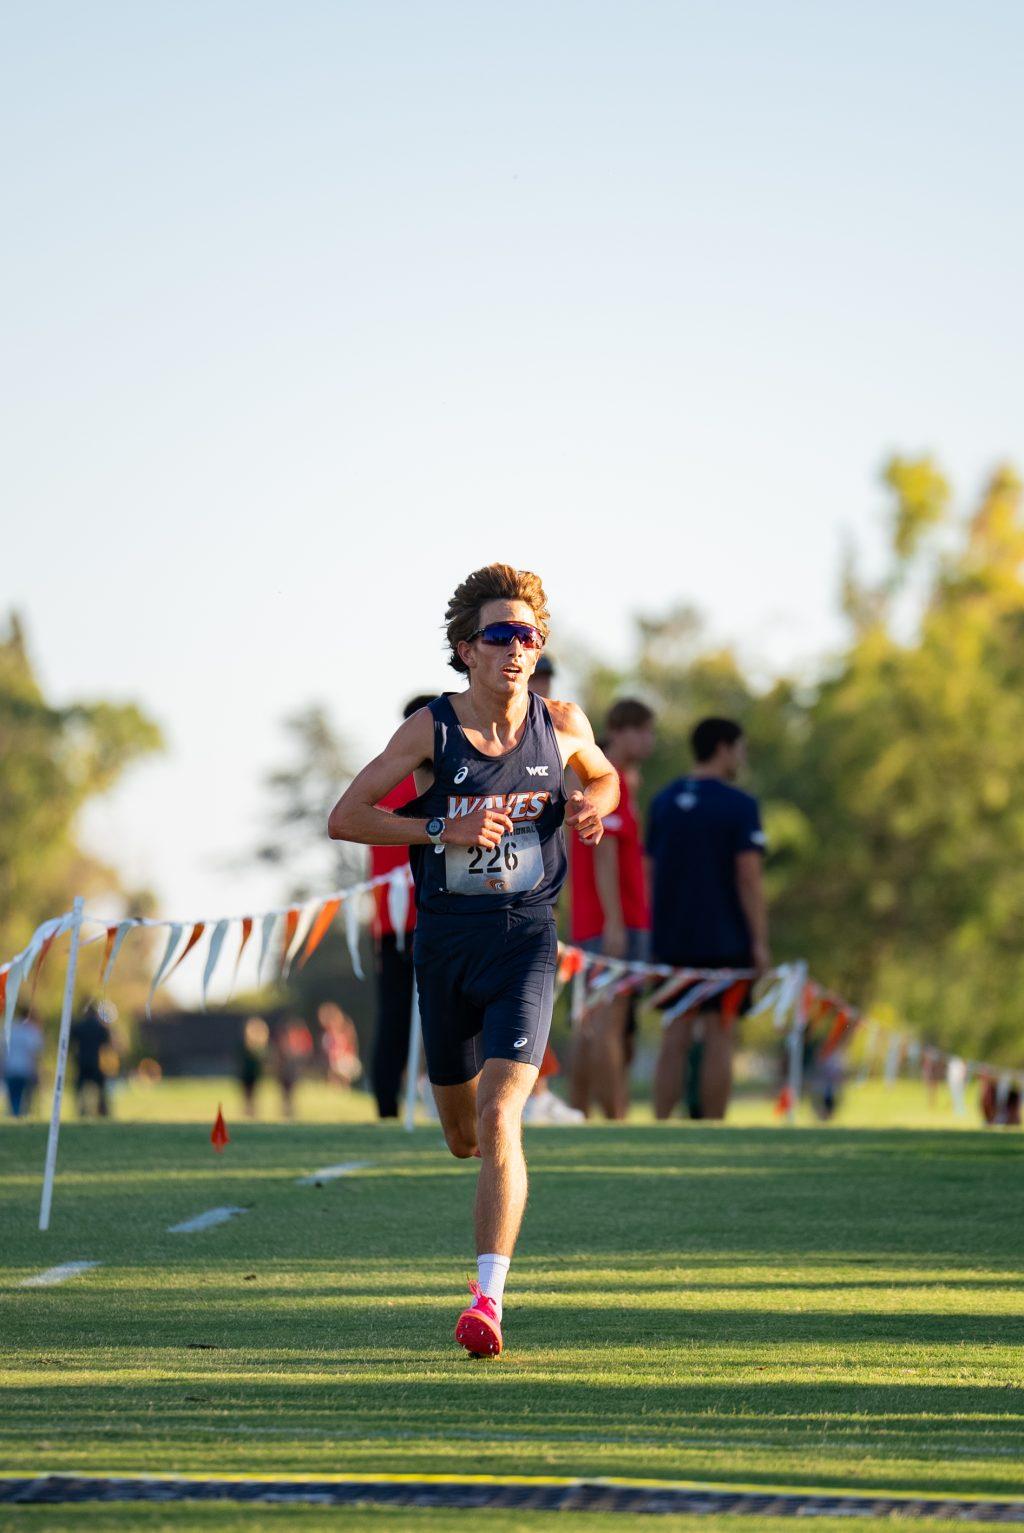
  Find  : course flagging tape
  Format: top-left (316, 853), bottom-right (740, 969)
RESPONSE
top-left (2, 1476), bottom-right (1024, 1520)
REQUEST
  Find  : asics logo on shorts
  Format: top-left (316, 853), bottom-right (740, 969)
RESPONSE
top-left (514, 1036), bottom-right (529, 1049)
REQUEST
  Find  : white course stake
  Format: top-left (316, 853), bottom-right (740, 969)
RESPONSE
top-left (19, 1261), bottom-right (99, 1288)
top-left (38, 896), bottom-right (84, 1233)
top-left (403, 982), bottom-right (423, 1133)
top-left (167, 1206), bottom-right (247, 1233)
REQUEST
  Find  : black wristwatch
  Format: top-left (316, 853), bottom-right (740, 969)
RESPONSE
top-left (426, 816), bottom-right (446, 846)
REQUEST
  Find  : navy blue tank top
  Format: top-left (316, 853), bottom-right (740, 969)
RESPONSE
top-left (405, 692), bottom-right (567, 916)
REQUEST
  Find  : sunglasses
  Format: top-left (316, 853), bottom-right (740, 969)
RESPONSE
top-left (468, 621), bottom-right (545, 650)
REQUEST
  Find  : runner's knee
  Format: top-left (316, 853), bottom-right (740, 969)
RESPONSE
top-left (444, 1124), bottom-right (478, 1159)
top-left (477, 1095), bottom-right (522, 1150)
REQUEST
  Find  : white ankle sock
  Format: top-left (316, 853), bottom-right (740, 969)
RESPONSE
top-left (477, 1253), bottom-right (511, 1318)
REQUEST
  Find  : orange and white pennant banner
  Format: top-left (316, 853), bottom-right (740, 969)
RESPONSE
top-left (101, 921), bottom-right (134, 987)
top-left (230, 917), bottom-right (254, 997)
top-left (201, 920), bottom-right (230, 1009)
top-left (256, 913), bottom-right (278, 987)
top-left (277, 909), bottom-right (301, 978)
top-left (147, 923), bottom-right (183, 1017)
top-left (387, 869), bottom-right (411, 952)
top-left (166, 922), bottom-right (206, 981)
top-left (4, 915), bottom-right (70, 1041)
top-left (297, 898), bottom-right (340, 971)
top-left (344, 891), bottom-right (365, 980)
top-left (282, 904), bottom-right (319, 978)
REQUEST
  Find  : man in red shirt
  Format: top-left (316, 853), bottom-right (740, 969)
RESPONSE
top-left (369, 694), bottom-right (435, 1117)
top-left (569, 698), bottom-right (656, 1118)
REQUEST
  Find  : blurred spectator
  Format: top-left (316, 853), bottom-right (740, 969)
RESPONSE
top-left (647, 718), bottom-right (768, 1121)
top-left (528, 651), bottom-right (555, 699)
top-left (238, 1016), bottom-right (269, 1118)
top-left (980, 1075), bottom-right (1021, 1127)
top-left (71, 1001), bottom-right (114, 1117)
top-left (3, 1013), bottom-right (43, 1117)
top-left (569, 698), bottom-right (656, 1119)
top-left (318, 1001), bottom-right (362, 1087)
top-left (369, 694), bottom-right (434, 1118)
top-left (525, 655), bottom-right (583, 1124)
top-left (273, 1016), bottom-right (313, 1119)
top-left (807, 1040), bottom-right (844, 1121)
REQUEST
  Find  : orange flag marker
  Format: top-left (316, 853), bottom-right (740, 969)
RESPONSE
top-left (211, 1104), bottom-right (230, 1153)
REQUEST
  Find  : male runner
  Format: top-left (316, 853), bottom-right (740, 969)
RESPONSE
top-left (328, 563), bottom-right (618, 1356)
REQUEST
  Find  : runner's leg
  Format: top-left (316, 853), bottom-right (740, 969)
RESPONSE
top-left (474, 1058), bottom-right (538, 1253)
top-left (433, 1076), bottom-right (481, 1158)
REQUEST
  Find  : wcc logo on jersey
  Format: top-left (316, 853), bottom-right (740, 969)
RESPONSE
top-left (447, 791), bottom-right (551, 822)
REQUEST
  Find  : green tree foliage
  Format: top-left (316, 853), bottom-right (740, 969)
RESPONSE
top-left (0, 614), bottom-right (163, 1016)
top-left (254, 704), bottom-right (359, 900)
top-left (252, 706), bottom-right (372, 1035)
top-left (583, 459), bottom-right (1024, 1064)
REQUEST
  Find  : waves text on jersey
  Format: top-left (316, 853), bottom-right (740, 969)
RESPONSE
top-left (447, 791), bottom-right (552, 822)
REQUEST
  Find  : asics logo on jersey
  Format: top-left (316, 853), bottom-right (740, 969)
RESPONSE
top-left (447, 791), bottom-right (551, 821)
top-left (453, 766), bottom-right (469, 784)
top-left (525, 765), bottom-right (549, 777)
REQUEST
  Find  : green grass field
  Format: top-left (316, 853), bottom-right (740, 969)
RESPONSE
top-left (30, 1067), bottom-right (986, 1129)
top-left (1, 1096), bottom-right (1022, 1530)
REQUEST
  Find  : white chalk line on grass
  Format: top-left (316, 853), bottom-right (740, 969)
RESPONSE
top-left (296, 1161), bottom-right (371, 1186)
top-left (167, 1207), bottom-right (247, 1234)
top-left (18, 1261), bottom-right (99, 1288)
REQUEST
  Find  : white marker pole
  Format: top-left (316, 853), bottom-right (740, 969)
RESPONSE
top-left (785, 959), bottom-right (808, 1126)
top-left (39, 896), bottom-right (84, 1232)
top-left (403, 982), bottom-right (422, 1133)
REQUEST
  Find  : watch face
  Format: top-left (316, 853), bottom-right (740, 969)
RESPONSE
top-left (427, 817), bottom-right (444, 836)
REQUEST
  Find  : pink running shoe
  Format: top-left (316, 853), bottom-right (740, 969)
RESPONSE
top-left (455, 1280), bottom-right (503, 1357)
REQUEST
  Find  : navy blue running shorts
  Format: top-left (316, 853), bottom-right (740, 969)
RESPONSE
top-left (413, 907), bottom-right (558, 1086)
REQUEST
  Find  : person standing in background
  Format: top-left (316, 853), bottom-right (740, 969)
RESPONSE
top-left (70, 1001), bottom-right (113, 1117)
top-left (569, 699), bottom-right (656, 1119)
top-left (369, 694), bottom-right (435, 1118)
top-left (523, 654), bottom-right (584, 1125)
top-left (238, 1015), bottom-right (269, 1118)
top-left (646, 717), bottom-right (769, 1121)
top-left (2, 1013), bottom-right (43, 1117)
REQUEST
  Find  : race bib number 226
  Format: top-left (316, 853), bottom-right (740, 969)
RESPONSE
top-left (444, 824), bottom-right (544, 896)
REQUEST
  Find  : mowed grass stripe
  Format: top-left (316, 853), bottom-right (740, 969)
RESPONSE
top-left (0, 1119), bottom-right (1021, 1497)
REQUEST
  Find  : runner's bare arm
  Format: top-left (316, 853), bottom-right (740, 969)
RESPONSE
top-left (327, 710), bottom-right (515, 849)
top-left (547, 699), bottom-right (620, 846)
top-left (328, 710), bottom-right (436, 846)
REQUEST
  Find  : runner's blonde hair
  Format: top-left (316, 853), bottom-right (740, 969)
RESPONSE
top-left (445, 564), bottom-right (550, 675)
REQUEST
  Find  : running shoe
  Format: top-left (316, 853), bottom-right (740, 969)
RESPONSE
top-left (455, 1280), bottom-right (503, 1357)
top-left (524, 1088), bottom-right (585, 1125)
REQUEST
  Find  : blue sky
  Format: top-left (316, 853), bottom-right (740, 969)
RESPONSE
top-left (4, 1), bottom-right (1023, 972)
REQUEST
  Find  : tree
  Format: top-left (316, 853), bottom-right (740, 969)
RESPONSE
top-left (253, 705), bottom-right (360, 900)
top-left (579, 458), bottom-right (1024, 1064)
top-left (0, 613), bottom-right (164, 1018)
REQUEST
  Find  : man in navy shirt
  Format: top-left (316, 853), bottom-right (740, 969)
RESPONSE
top-left (646, 717), bottom-right (769, 1120)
